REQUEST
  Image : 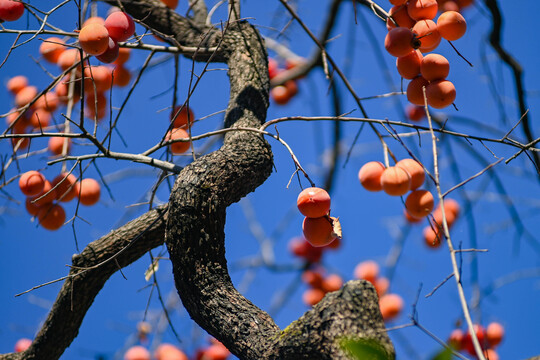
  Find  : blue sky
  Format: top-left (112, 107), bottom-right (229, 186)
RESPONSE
top-left (1, 1), bottom-right (539, 359)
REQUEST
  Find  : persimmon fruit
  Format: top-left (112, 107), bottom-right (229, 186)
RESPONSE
top-left (296, 187), bottom-right (331, 218)
top-left (105, 11), bottom-right (135, 42)
top-left (379, 293), bottom-right (404, 321)
top-left (385, 27), bottom-right (420, 57)
top-left (407, 0), bottom-right (438, 20)
top-left (406, 76), bottom-right (430, 105)
top-left (167, 127), bottom-right (191, 154)
top-left (19, 170), bottom-right (46, 196)
top-left (358, 161), bottom-right (385, 192)
top-left (78, 178), bottom-right (101, 206)
top-left (420, 53), bottom-right (450, 81)
top-left (7, 75), bottom-right (28, 94)
top-left (437, 10), bottom-right (467, 41)
top-left (38, 203), bottom-right (66, 231)
top-left (386, 5), bottom-right (416, 30)
top-left (353, 260), bottom-right (379, 283)
top-left (426, 79), bottom-right (456, 108)
top-left (170, 105), bottom-right (195, 128)
top-left (39, 37), bottom-right (65, 63)
top-left (52, 172), bottom-right (78, 202)
top-left (302, 216), bottom-right (336, 247)
top-left (486, 322), bottom-right (504, 347)
top-left (396, 50), bottom-right (423, 79)
top-left (405, 189), bottom-right (434, 218)
top-left (380, 166), bottom-right (411, 196)
top-left (412, 20), bottom-right (441, 51)
top-left (396, 158), bottom-right (425, 190)
top-left (0, 0), bottom-right (25, 21)
top-left (124, 346), bottom-right (151, 360)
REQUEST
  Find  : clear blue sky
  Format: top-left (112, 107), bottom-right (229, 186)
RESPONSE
top-left (1, 1), bottom-right (539, 359)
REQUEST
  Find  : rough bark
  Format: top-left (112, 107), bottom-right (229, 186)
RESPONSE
top-left (1, 1), bottom-right (394, 359)
top-left (1, 205), bottom-right (167, 360)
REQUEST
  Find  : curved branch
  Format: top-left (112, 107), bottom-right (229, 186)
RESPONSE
top-left (1, 205), bottom-right (168, 360)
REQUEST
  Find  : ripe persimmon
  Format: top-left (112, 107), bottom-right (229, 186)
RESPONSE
top-left (412, 20), bottom-right (441, 51)
top-left (25, 197), bottom-right (43, 216)
top-left (7, 75), bottom-right (28, 94)
top-left (321, 274), bottom-right (343, 292)
top-left (270, 85), bottom-right (291, 105)
top-left (79, 23), bottom-right (110, 56)
top-left (78, 178), bottom-right (101, 206)
top-left (159, 0), bottom-right (178, 9)
top-left (38, 203), bottom-right (66, 231)
top-left (386, 5), bottom-right (416, 30)
top-left (124, 346), bottom-right (151, 360)
top-left (379, 293), bottom-right (404, 321)
top-left (396, 158), bottom-right (425, 190)
top-left (34, 92), bottom-right (59, 112)
top-left (113, 47), bottom-right (131, 65)
top-left (83, 16), bottom-right (105, 27)
top-left (396, 50), bottom-right (423, 79)
top-left (404, 209), bottom-right (423, 224)
top-left (105, 11), bottom-right (135, 42)
top-left (358, 161), bottom-right (385, 192)
top-left (448, 328), bottom-right (464, 349)
top-left (170, 105), bottom-right (195, 128)
top-left (288, 237), bottom-right (323, 263)
top-left (423, 225), bottom-right (442, 248)
top-left (52, 172), bottom-right (78, 202)
top-left (405, 189), bottom-right (434, 218)
top-left (406, 104), bottom-right (426, 121)
top-left (0, 0), bottom-right (25, 21)
top-left (353, 260), bottom-right (379, 283)
top-left (14, 338), bottom-right (32, 353)
top-left (302, 216), bottom-right (336, 247)
top-left (420, 53), bottom-right (450, 81)
top-left (154, 343), bottom-right (188, 360)
top-left (268, 57), bottom-right (279, 79)
top-left (85, 66), bottom-right (114, 92)
top-left (29, 108), bottom-right (52, 129)
top-left (297, 187), bottom-right (331, 218)
top-left (112, 66), bottom-right (131, 87)
top-left (301, 270), bottom-right (324, 288)
top-left (302, 288), bottom-right (325, 307)
top-left (486, 322), bottom-right (504, 347)
top-left (385, 27), bottom-right (420, 57)
top-left (437, 10), bottom-right (467, 40)
top-left (426, 79), bottom-right (456, 108)
top-left (407, 0), bottom-right (438, 20)
top-left (15, 86), bottom-right (38, 108)
top-left (19, 170), bottom-right (46, 196)
top-left (30, 180), bottom-right (57, 207)
top-left (48, 137), bottom-right (71, 156)
top-left (374, 277), bottom-right (390, 297)
top-left (57, 48), bottom-right (83, 71)
top-left (167, 127), bottom-right (191, 154)
top-left (406, 76), bottom-right (430, 105)
top-left (39, 37), bottom-right (65, 63)
top-left (96, 38), bottom-right (119, 63)
top-left (380, 166), bottom-right (411, 196)
top-left (201, 342), bottom-right (230, 360)
top-left (461, 324), bottom-right (485, 356)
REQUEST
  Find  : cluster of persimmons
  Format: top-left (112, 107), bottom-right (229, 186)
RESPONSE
top-left (354, 260), bottom-right (404, 321)
top-left (358, 159), bottom-right (460, 248)
top-left (385, 0), bottom-right (469, 109)
top-left (268, 57), bottom-right (304, 105)
top-left (448, 322), bottom-right (505, 360)
top-left (19, 170), bottom-right (100, 230)
top-left (297, 187), bottom-right (342, 248)
top-left (13, 334), bottom-right (231, 360)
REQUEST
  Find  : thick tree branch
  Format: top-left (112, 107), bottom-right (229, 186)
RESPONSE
top-left (1, 205), bottom-right (167, 360)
